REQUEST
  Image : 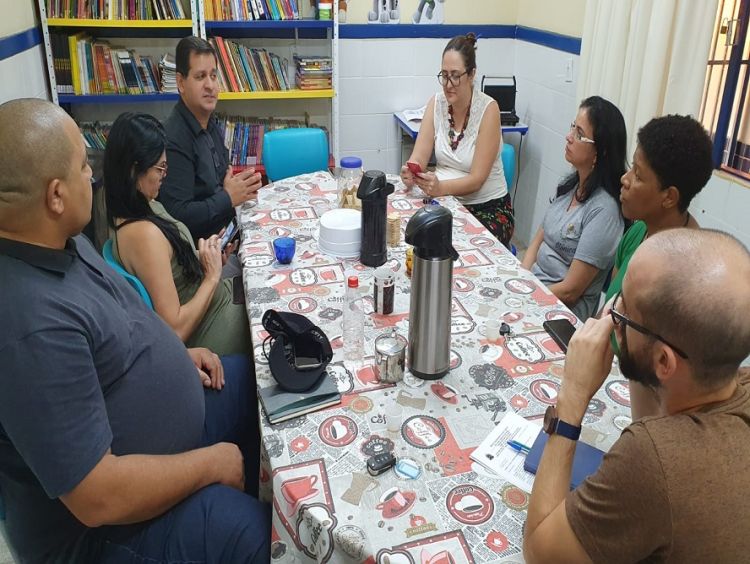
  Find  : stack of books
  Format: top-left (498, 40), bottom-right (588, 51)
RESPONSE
top-left (209, 37), bottom-right (290, 93)
top-left (79, 122), bottom-right (110, 150)
top-left (51, 33), bottom-right (164, 96)
top-left (204, 0), bottom-right (300, 20)
top-left (45, 0), bottom-right (188, 20)
top-left (159, 53), bottom-right (177, 92)
top-left (293, 55), bottom-right (332, 90)
top-left (216, 113), bottom-right (329, 168)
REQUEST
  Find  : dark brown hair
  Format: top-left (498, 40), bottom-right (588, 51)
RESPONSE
top-left (175, 36), bottom-right (216, 77)
top-left (443, 33), bottom-right (478, 72)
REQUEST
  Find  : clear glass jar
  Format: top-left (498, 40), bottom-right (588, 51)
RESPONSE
top-left (338, 156), bottom-right (363, 209)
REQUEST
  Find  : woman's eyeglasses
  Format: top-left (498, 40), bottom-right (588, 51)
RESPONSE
top-left (610, 291), bottom-right (689, 359)
top-left (437, 71), bottom-right (469, 87)
top-left (569, 122), bottom-right (595, 144)
top-left (152, 162), bottom-right (168, 177)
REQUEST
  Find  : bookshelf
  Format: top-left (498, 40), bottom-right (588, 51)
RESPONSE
top-left (37, 0), bottom-right (199, 105)
top-left (197, 0), bottom-right (339, 160)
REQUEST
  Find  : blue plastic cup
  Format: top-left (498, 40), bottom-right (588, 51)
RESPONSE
top-left (273, 237), bottom-right (296, 264)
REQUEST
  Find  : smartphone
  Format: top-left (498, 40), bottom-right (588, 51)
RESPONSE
top-left (292, 339), bottom-right (324, 371)
top-left (542, 319), bottom-right (577, 353)
top-left (220, 218), bottom-right (239, 250)
top-left (231, 275), bottom-right (245, 305)
top-left (406, 161), bottom-right (423, 175)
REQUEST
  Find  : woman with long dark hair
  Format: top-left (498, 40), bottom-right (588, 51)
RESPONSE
top-left (521, 96), bottom-right (626, 320)
top-left (104, 112), bottom-right (250, 356)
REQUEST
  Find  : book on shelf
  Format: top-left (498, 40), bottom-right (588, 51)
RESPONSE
top-left (52, 34), bottom-right (166, 96)
top-left (159, 52), bottom-right (177, 92)
top-left (204, 0), bottom-right (298, 21)
top-left (215, 113), bottom-right (329, 168)
top-left (293, 54), bottom-right (332, 90)
top-left (209, 37), bottom-right (291, 93)
top-left (79, 122), bottom-right (111, 150)
top-left (45, 0), bottom-right (187, 20)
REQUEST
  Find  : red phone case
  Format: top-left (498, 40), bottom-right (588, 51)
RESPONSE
top-left (406, 161), bottom-right (422, 175)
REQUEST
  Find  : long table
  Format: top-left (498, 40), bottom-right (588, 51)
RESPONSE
top-left (238, 171), bottom-right (630, 563)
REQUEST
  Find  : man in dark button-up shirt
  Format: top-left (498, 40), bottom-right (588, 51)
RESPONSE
top-left (159, 36), bottom-right (261, 240)
top-left (0, 98), bottom-right (269, 563)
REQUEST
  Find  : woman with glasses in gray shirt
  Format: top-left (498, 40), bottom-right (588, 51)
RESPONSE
top-left (521, 96), bottom-right (626, 320)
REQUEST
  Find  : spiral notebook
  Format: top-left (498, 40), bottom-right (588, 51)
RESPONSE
top-left (523, 431), bottom-right (606, 490)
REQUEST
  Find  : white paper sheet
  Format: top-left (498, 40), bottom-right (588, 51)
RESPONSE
top-left (402, 106), bottom-right (426, 122)
top-left (470, 412), bottom-right (542, 493)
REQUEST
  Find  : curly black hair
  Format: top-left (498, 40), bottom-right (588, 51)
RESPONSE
top-left (637, 115), bottom-right (713, 212)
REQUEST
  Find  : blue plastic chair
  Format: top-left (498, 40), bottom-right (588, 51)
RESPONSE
top-left (102, 239), bottom-right (154, 309)
top-left (262, 128), bottom-right (329, 182)
top-left (501, 143), bottom-right (518, 255)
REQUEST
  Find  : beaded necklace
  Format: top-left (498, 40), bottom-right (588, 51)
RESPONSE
top-left (448, 102), bottom-right (470, 151)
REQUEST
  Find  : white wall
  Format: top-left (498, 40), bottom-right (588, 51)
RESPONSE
top-left (338, 37), bottom-right (515, 177)
top-left (691, 172), bottom-right (750, 250)
top-left (0, 1), bottom-right (48, 104)
top-left (337, 36), bottom-right (576, 245)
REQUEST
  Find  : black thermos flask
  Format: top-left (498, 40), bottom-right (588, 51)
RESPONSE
top-left (357, 170), bottom-right (394, 267)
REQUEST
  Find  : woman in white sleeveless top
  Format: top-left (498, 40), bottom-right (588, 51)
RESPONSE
top-left (400, 33), bottom-right (514, 247)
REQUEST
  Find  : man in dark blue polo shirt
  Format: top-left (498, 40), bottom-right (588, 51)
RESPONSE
top-left (159, 36), bottom-right (262, 241)
top-left (0, 99), bottom-right (269, 562)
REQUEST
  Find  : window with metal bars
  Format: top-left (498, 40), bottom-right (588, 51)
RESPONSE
top-left (700, 0), bottom-right (750, 179)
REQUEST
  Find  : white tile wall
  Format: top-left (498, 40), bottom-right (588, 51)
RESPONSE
top-left (0, 45), bottom-right (49, 104)
top-left (337, 38), bottom-right (515, 176)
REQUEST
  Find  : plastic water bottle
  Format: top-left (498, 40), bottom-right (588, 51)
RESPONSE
top-left (343, 275), bottom-right (364, 367)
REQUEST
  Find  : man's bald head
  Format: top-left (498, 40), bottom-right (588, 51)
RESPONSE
top-left (0, 99), bottom-right (74, 220)
top-left (627, 228), bottom-right (750, 386)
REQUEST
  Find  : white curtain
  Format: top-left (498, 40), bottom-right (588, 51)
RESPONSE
top-left (577, 0), bottom-right (718, 152)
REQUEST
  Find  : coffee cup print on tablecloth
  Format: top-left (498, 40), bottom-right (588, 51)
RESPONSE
top-left (420, 549), bottom-right (456, 564)
top-left (281, 475), bottom-right (319, 516)
top-left (375, 487), bottom-right (416, 519)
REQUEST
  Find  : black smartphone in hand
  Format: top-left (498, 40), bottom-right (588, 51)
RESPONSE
top-left (220, 218), bottom-right (239, 250)
top-left (543, 319), bottom-right (577, 353)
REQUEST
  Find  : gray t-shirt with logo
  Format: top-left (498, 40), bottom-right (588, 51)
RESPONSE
top-left (531, 187), bottom-right (623, 320)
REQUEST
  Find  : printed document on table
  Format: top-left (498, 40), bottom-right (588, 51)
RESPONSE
top-left (470, 412), bottom-right (542, 493)
top-left (403, 106), bottom-right (426, 122)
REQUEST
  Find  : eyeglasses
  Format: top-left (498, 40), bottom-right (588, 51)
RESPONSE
top-left (610, 291), bottom-right (689, 359)
top-left (437, 71), bottom-right (469, 87)
top-left (569, 122), bottom-right (595, 144)
top-left (152, 162), bottom-right (168, 177)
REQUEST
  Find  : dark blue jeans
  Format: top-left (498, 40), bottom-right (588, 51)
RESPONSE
top-left (96, 355), bottom-right (269, 563)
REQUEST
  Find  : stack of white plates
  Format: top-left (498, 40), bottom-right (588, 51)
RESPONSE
top-left (318, 209), bottom-right (361, 258)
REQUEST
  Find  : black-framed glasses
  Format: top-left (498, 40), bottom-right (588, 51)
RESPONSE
top-left (610, 291), bottom-right (689, 359)
top-left (437, 71), bottom-right (469, 87)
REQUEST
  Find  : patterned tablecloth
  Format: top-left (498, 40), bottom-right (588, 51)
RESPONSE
top-left (238, 171), bottom-right (631, 564)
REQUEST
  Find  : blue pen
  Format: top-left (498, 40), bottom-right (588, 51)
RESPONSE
top-left (507, 440), bottom-right (531, 454)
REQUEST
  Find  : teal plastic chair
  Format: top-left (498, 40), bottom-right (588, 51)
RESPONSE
top-left (501, 143), bottom-right (516, 198)
top-left (102, 239), bottom-right (154, 309)
top-left (262, 128), bottom-right (329, 182)
top-left (501, 143), bottom-right (518, 255)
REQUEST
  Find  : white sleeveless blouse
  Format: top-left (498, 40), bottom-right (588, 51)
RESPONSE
top-left (433, 89), bottom-right (507, 205)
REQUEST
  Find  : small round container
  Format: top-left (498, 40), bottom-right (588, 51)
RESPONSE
top-left (338, 156), bottom-right (363, 209)
top-left (374, 329), bottom-right (407, 384)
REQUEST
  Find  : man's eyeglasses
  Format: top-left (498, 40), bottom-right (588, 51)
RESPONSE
top-left (569, 122), bottom-right (595, 144)
top-left (152, 162), bottom-right (168, 177)
top-left (610, 291), bottom-right (688, 359)
top-left (437, 71), bottom-right (469, 87)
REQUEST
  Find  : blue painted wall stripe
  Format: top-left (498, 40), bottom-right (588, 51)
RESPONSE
top-left (339, 24), bottom-right (581, 55)
top-left (0, 27), bottom-right (42, 62)
top-left (339, 24), bottom-right (515, 39)
top-left (515, 25), bottom-right (581, 55)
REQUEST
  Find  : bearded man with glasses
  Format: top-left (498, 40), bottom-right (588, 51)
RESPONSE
top-left (523, 228), bottom-right (750, 563)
